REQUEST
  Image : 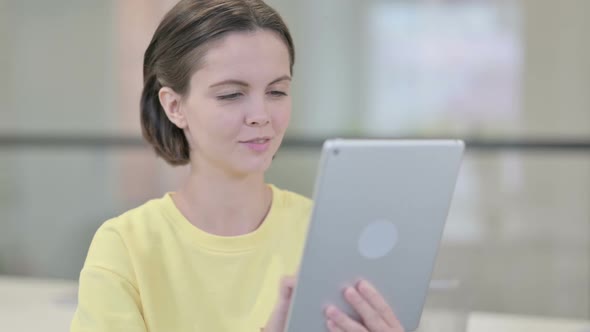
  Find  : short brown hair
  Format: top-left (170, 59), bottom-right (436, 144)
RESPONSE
top-left (140, 0), bottom-right (295, 166)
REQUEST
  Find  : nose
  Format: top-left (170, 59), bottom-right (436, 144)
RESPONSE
top-left (247, 116), bottom-right (270, 127)
top-left (245, 98), bottom-right (270, 127)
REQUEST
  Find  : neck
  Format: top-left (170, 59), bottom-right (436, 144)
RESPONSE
top-left (172, 164), bottom-right (272, 237)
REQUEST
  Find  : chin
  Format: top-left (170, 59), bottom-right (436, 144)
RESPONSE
top-left (233, 155), bottom-right (273, 176)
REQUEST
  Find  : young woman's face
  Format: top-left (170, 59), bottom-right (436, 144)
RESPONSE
top-left (181, 29), bottom-right (292, 176)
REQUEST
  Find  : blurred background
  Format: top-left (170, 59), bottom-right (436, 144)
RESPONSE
top-left (0, 0), bottom-right (589, 329)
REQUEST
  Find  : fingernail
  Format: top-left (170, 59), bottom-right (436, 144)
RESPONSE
top-left (356, 280), bottom-right (364, 290)
top-left (325, 305), bottom-right (338, 318)
top-left (344, 287), bottom-right (355, 299)
top-left (358, 280), bottom-right (369, 291)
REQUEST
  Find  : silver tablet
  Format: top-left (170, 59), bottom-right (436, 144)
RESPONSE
top-left (285, 139), bottom-right (465, 332)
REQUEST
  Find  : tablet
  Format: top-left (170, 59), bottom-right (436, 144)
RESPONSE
top-left (284, 139), bottom-right (465, 332)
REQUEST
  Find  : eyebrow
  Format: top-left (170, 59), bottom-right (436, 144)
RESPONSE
top-left (208, 75), bottom-right (292, 89)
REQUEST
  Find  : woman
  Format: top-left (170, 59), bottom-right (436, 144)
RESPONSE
top-left (71, 0), bottom-right (404, 331)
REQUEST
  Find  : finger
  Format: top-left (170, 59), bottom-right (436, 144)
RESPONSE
top-left (357, 280), bottom-right (403, 329)
top-left (276, 276), bottom-right (297, 314)
top-left (265, 275), bottom-right (297, 332)
top-left (344, 287), bottom-right (390, 331)
top-left (325, 305), bottom-right (367, 332)
top-left (326, 319), bottom-right (345, 332)
top-left (279, 276), bottom-right (296, 299)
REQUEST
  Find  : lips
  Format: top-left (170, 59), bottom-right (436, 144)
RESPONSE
top-left (240, 137), bottom-right (271, 143)
top-left (240, 137), bottom-right (272, 152)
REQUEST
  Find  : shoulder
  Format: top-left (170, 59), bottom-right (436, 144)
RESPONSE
top-left (85, 195), bottom-right (169, 265)
top-left (98, 195), bottom-right (168, 237)
top-left (270, 184), bottom-right (313, 219)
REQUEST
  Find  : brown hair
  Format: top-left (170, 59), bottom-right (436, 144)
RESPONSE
top-left (140, 0), bottom-right (295, 165)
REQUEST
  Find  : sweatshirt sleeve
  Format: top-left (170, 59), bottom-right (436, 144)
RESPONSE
top-left (70, 220), bottom-right (147, 332)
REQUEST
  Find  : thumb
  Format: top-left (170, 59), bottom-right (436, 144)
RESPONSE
top-left (265, 276), bottom-right (297, 332)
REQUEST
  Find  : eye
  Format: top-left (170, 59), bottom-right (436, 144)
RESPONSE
top-left (217, 92), bottom-right (243, 101)
top-left (268, 90), bottom-right (288, 97)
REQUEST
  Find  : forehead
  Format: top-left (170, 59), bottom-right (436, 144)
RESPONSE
top-left (193, 29), bottom-right (291, 85)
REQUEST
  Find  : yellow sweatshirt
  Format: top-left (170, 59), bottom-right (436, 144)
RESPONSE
top-left (70, 184), bottom-right (312, 332)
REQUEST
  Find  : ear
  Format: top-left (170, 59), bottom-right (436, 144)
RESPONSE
top-left (158, 87), bottom-right (188, 129)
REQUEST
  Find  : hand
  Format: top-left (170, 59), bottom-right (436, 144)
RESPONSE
top-left (263, 276), bottom-right (296, 332)
top-left (324, 280), bottom-right (405, 332)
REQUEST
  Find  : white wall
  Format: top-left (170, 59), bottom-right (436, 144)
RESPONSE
top-left (1, 0), bottom-right (116, 134)
top-left (0, 0), bottom-right (118, 278)
top-left (522, 0), bottom-right (590, 137)
top-left (269, 0), bottom-right (590, 139)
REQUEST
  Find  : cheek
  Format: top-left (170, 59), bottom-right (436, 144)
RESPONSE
top-left (187, 107), bottom-right (243, 148)
top-left (272, 104), bottom-right (292, 132)
top-left (216, 112), bottom-right (244, 135)
top-left (198, 104), bottom-right (243, 137)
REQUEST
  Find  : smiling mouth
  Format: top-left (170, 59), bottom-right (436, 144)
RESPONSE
top-left (240, 137), bottom-right (271, 144)
top-left (239, 137), bottom-right (273, 152)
